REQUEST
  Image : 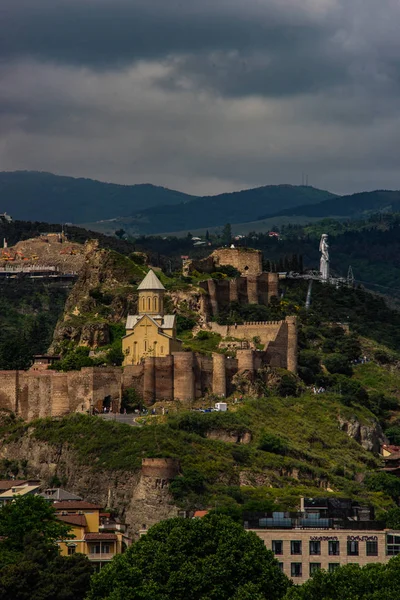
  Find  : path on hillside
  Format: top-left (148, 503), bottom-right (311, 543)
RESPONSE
top-left (99, 413), bottom-right (140, 427)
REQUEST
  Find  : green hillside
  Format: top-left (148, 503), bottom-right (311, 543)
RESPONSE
top-left (0, 171), bottom-right (191, 223)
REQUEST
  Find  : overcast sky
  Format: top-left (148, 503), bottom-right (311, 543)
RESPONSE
top-left (1, 0), bottom-right (400, 196)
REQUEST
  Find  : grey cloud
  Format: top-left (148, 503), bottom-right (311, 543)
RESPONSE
top-left (0, 0), bottom-right (350, 99)
top-left (1, 0), bottom-right (400, 197)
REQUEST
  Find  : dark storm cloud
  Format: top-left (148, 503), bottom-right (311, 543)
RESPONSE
top-left (0, 0), bottom-right (349, 97)
top-left (1, 0), bottom-right (400, 196)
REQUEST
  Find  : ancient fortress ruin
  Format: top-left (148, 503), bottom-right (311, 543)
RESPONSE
top-left (0, 248), bottom-right (298, 421)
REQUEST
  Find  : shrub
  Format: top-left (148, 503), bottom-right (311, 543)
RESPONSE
top-left (121, 387), bottom-right (143, 412)
top-left (374, 350), bottom-right (393, 364)
top-left (196, 330), bottom-right (212, 340)
top-left (258, 433), bottom-right (289, 455)
top-left (384, 507), bottom-right (400, 529)
top-left (341, 334), bottom-right (362, 361)
top-left (385, 426), bottom-right (400, 445)
top-left (298, 350), bottom-right (321, 383)
top-left (177, 314), bottom-right (197, 334)
top-left (277, 374), bottom-right (298, 397)
top-left (364, 472), bottom-right (400, 500)
top-left (324, 354), bottom-right (353, 376)
top-left (169, 469), bottom-right (206, 500)
top-left (232, 446), bottom-right (251, 465)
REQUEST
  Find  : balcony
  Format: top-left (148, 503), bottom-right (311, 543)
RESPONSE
top-left (88, 552), bottom-right (115, 561)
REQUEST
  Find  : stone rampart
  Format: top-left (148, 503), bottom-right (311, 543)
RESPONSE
top-left (208, 320), bottom-right (284, 346)
top-left (0, 315), bottom-right (297, 418)
top-left (141, 458), bottom-right (180, 479)
top-left (212, 248), bottom-right (262, 276)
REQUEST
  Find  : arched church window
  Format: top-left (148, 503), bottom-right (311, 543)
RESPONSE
top-left (142, 297), bottom-right (145, 311)
top-left (148, 297), bottom-right (151, 310)
top-left (160, 346), bottom-right (164, 354)
top-left (154, 297), bottom-right (157, 311)
top-left (144, 340), bottom-right (147, 351)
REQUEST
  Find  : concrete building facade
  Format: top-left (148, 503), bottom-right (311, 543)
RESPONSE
top-left (253, 527), bottom-right (395, 583)
top-left (248, 498), bottom-right (400, 583)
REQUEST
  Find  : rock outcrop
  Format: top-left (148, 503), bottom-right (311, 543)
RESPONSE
top-left (0, 434), bottom-right (179, 538)
top-left (50, 241), bottom-right (144, 351)
top-left (338, 416), bottom-right (386, 454)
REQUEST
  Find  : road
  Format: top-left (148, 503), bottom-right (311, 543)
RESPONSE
top-left (98, 413), bottom-right (140, 426)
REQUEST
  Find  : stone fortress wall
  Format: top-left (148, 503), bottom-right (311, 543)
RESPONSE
top-left (185, 248), bottom-right (279, 314)
top-left (0, 247), bottom-right (297, 421)
top-left (0, 315), bottom-right (297, 421)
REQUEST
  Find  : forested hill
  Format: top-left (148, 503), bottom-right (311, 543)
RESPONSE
top-left (272, 190), bottom-right (400, 219)
top-left (0, 171), bottom-right (191, 223)
top-left (121, 185), bottom-right (336, 234)
top-left (0, 171), bottom-right (334, 231)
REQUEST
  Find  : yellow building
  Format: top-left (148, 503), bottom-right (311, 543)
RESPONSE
top-left (122, 269), bottom-right (182, 365)
top-left (55, 501), bottom-right (128, 569)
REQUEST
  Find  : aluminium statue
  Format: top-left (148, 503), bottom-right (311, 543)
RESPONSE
top-left (319, 234), bottom-right (329, 281)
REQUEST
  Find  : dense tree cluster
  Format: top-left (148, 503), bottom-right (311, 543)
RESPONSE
top-left (87, 514), bottom-right (290, 600)
top-left (0, 496), bottom-right (92, 600)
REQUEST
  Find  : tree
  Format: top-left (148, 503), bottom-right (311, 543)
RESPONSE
top-left (0, 495), bottom-right (71, 552)
top-left (0, 538), bottom-right (92, 600)
top-left (383, 507), bottom-right (400, 529)
top-left (283, 557), bottom-right (400, 600)
top-left (364, 472), bottom-right (400, 501)
top-left (324, 354), bottom-right (353, 377)
top-left (115, 229), bottom-right (126, 239)
top-left (0, 497), bottom-right (92, 600)
top-left (222, 222), bottom-right (232, 245)
top-left (88, 514), bottom-right (289, 600)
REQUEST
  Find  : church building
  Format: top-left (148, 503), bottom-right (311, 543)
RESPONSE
top-left (122, 270), bottom-right (182, 365)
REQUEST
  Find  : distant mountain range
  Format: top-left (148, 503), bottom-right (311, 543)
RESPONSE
top-left (0, 171), bottom-right (335, 233)
top-left (0, 171), bottom-right (191, 223)
top-left (1, 171), bottom-right (399, 236)
top-left (271, 190), bottom-right (400, 220)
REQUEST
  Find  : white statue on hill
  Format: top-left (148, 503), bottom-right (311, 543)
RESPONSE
top-left (319, 234), bottom-right (329, 281)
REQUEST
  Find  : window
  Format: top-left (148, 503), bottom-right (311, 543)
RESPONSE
top-left (142, 297), bottom-right (145, 311)
top-left (67, 546), bottom-right (76, 556)
top-left (278, 562), bottom-right (284, 572)
top-left (387, 535), bottom-right (400, 556)
top-left (148, 297), bottom-right (151, 310)
top-left (154, 297), bottom-right (157, 311)
top-left (309, 541), bottom-right (321, 555)
top-left (144, 340), bottom-right (147, 351)
top-left (160, 346), bottom-right (164, 355)
top-left (347, 541), bottom-right (359, 556)
top-left (309, 563), bottom-right (321, 577)
top-left (291, 541), bottom-right (302, 555)
top-left (91, 544), bottom-right (101, 554)
top-left (328, 563), bottom-right (340, 573)
top-left (272, 541), bottom-right (283, 555)
top-left (102, 544), bottom-right (111, 554)
top-left (366, 541), bottom-right (378, 556)
top-left (291, 563), bottom-right (302, 578)
top-left (329, 541), bottom-right (340, 556)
